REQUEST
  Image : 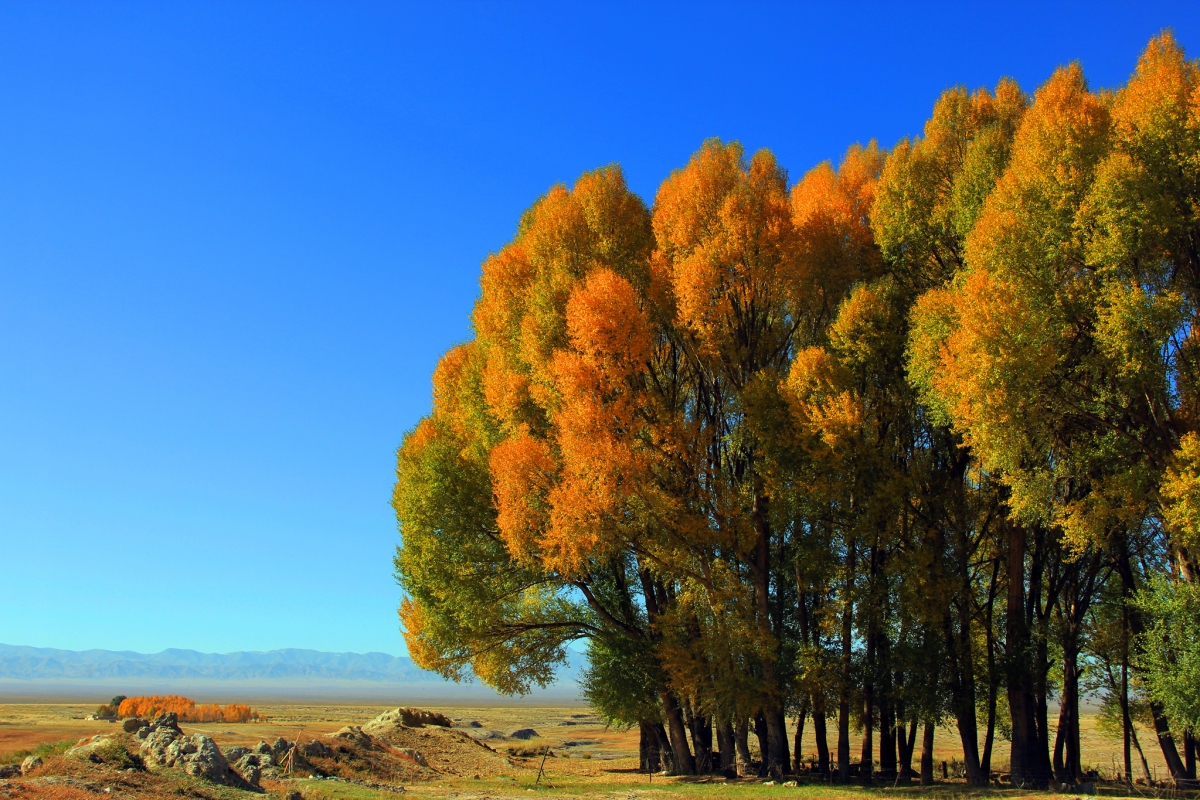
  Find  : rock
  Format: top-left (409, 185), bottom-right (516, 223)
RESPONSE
top-left (135, 726), bottom-right (151, 740)
top-left (363, 707), bottom-right (452, 734)
top-left (224, 746), bottom-right (250, 762)
top-left (0, 765), bottom-right (20, 778)
top-left (122, 717), bottom-right (149, 733)
top-left (329, 726), bottom-right (374, 748)
top-left (157, 733), bottom-right (246, 786)
top-left (66, 736), bottom-right (115, 760)
top-left (140, 725), bottom-right (182, 765)
top-left (149, 712), bottom-right (180, 732)
top-left (240, 763), bottom-right (261, 786)
top-left (395, 748), bottom-right (429, 767)
top-left (270, 737), bottom-right (291, 760)
top-left (469, 720), bottom-right (483, 728)
top-left (303, 739), bottom-right (334, 759)
top-left (509, 728), bottom-right (539, 740)
top-left (20, 755), bottom-right (42, 775)
top-left (252, 740), bottom-right (273, 756)
top-left (783, 780), bottom-right (798, 787)
top-left (284, 792), bottom-right (304, 800)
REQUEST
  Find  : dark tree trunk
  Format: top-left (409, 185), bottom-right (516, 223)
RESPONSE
top-left (691, 711), bottom-right (713, 773)
top-left (661, 690), bottom-right (695, 775)
top-left (751, 489), bottom-right (789, 776)
top-left (754, 712), bottom-right (770, 777)
top-left (880, 695), bottom-right (897, 778)
top-left (735, 717), bottom-right (752, 775)
top-left (717, 717), bottom-right (736, 773)
top-left (1122, 630), bottom-right (1133, 784)
top-left (838, 541), bottom-right (855, 783)
top-left (813, 700), bottom-right (830, 776)
top-left (861, 651), bottom-right (875, 783)
top-left (1006, 523), bottom-right (1048, 789)
top-left (792, 701), bottom-right (807, 773)
top-left (920, 721), bottom-right (935, 785)
top-left (1185, 732), bottom-right (1197, 780)
top-left (898, 718), bottom-right (917, 780)
top-left (640, 721), bottom-right (663, 772)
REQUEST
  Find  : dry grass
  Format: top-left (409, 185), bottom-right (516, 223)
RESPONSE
top-left (0, 702), bottom-right (1186, 799)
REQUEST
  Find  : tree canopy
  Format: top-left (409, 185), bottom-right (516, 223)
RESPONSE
top-left (395, 33), bottom-right (1200, 786)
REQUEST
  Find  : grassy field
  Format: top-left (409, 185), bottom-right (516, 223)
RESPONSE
top-left (0, 702), bottom-right (1181, 799)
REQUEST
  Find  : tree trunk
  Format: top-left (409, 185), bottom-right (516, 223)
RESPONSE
top-left (751, 489), bottom-right (789, 776)
top-left (898, 718), bottom-right (917, 780)
top-left (754, 712), bottom-right (770, 777)
top-left (792, 701), bottom-right (808, 773)
top-left (920, 721), bottom-right (935, 785)
top-left (735, 717), bottom-right (752, 776)
top-left (640, 721), bottom-right (662, 772)
top-left (661, 690), bottom-right (695, 775)
top-left (813, 700), bottom-right (830, 776)
top-left (838, 541), bottom-right (855, 783)
top-left (716, 717), bottom-right (736, 774)
top-left (1184, 732), bottom-right (1196, 780)
top-left (1122, 640), bottom-right (1132, 784)
top-left (880, 694), bottom-right (897, 778)
top-left (692, 711), bottom-right (713, 773)
top-left (1006, 523), bottom-right (1048, 789)
top-left (861, 653), bottom-right (875, 784)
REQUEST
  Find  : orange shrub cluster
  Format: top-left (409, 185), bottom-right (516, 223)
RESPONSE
top-left (116, 695), bottom-right (264, 723)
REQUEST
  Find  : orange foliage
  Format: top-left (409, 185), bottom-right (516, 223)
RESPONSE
top-left (116, 695), bottom-right (264, 723)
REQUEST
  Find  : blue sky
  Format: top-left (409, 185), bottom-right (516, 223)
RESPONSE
top-left (1, 1), bottom-right (1196, 657)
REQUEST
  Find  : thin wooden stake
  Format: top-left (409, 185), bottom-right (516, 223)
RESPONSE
top-left (535, 746), bottom-right (550, 786)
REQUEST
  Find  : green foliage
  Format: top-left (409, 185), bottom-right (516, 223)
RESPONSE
top-left (1134, 577), bottom-right (1200, 734)
top-left (579, 635), bottom-right (662, 729)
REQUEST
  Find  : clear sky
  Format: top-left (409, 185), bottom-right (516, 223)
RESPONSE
top-left (1, 1), bottom-right (1197, 657)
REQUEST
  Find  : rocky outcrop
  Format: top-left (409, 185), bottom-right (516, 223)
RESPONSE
top-left (363, 707), bottom-right (451, 735)
top-left (302, 739), bottom-right (334, 759)
top-left (122, 717), bottom-right (149, 733)
top-left (20, 755), bottom-right (41, 775)
top-left (329, 726), bottom-right (374, 748)
top-left (0, 765), bottom-right (20, 778)
top-left (136, 709), bottom-right (252, 788)
top-left (66, 735), bottom-right (117, 761)
top-left (509, 728), bottom-right (539, 740)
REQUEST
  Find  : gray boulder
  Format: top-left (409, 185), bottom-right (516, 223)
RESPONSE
top-left (303, 739), bottom-right (333, 759)
top-left (20, 755), bottom-right (42, 775)
top-left (223, 746), bottom-right (250, 762)
top-left (122, 717), bottom-right (149, 733)
top-left (140, 726), bottom-right (182, 765)
top-left (0, 765), bottom-right (20, 778)
top-left (67, 735), bottom-right (115, 760)
top-left (510, 728), bottom-right (539, 740)
top-left (134, 726), bottom-right (151, 740)
top-left (149, 711), bottom-right (180, 732)
top-left (329, 726), bottom-right (373, 748)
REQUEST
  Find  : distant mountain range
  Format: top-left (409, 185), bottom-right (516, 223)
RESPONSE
top-left (0, 643), bottom-right (584, 703)
top-left (0, 644), bottom-right (433, 682)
